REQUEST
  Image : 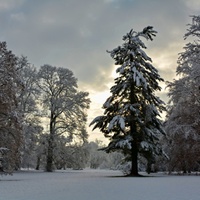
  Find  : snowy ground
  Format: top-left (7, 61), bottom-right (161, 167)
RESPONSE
top-left (1, 169), bottom-right (200, 200)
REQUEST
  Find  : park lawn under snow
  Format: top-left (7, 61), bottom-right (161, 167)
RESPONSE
top-left (1, 169), bottom-right (200, 200)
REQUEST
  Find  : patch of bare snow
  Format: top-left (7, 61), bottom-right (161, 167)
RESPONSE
top-left (0, 169), bottom-right (200, 200)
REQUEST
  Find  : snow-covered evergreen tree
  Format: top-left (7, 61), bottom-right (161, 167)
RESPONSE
top-left (90, 27), bottom-right (165, 176)
top-left (165, 15), bottom-right (200, 173)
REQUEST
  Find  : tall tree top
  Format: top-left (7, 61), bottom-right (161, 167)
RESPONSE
top-left (90, 25), bottom-right (165, 148)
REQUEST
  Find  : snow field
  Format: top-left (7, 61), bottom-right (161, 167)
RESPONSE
top-left (1, 169), bottom-right (200, 200)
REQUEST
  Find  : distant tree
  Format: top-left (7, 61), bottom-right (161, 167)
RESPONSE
top-left (37, 65), bottom-right (90, 172)
top-left (165, 15), bottom-right (200, 173)
top-left (85, 140), bottom-right (124, 170)
top-left (87, 141), bottom-right (108, 169)
top-left (35, 133), bottom-right (48, 170)
top-left (90, 27), bottom-right (165, 176)
top-left (17, 56), bottom-right (43, 169)
top-left (50, 136), bottom-right (82, 170)
top-left (0, 42), bottom-right (23, 174)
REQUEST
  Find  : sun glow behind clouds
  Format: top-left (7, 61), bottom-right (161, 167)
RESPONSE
top-left (86, 67), bottom-right (116, 142)
top-left (87, 89), bottom-right (111, 143)
top-left (185, 0), bottom-right (200, 11)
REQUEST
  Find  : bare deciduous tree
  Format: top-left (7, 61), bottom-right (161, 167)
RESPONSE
top-left (37, 65), bottom-right (90, 172)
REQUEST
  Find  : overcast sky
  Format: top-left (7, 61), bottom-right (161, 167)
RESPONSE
top-left (1, 0), bottom-right (200, 142)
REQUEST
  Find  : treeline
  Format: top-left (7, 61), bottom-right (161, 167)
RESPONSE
top-left (0, 42), bottom-right (124, 174)
top-left (0, 42), bottom-right (92, 173)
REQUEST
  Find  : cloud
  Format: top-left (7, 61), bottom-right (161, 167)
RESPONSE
top-left (2, 1), bottom-right (188, 86)
top-left (1, 1), bottom-right (195, 92)
top-left (1, 0), bottom-right (197, 91)
top-left (183, 0), bottom-right (200, 11)
top-left (1, 0), bottom-right (200, 141)
top-left (10, 12), bottom-right (26, 22)
top-left (0, 0), bottom-right (24, 11)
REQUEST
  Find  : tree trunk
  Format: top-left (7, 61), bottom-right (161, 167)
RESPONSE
top-left (129, 139), bottom-right (139, 176)
top-left (129, 84), bottom-right (140, 176)
top-left (35, 156), bottom-right (41, 170)
top-left (46, 112), bottom-right (55, 172)
top-left (46, 136), bottom-right (54, 172)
